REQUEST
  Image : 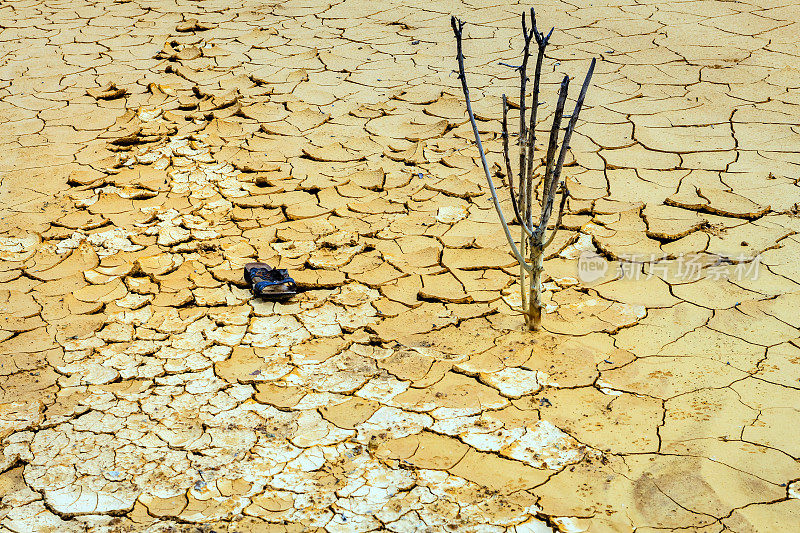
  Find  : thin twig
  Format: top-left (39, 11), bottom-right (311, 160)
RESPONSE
top-left (518, 13), bottom-right (534, 222)
top-left (451, 16), bottom-right (532, 271)
top-left (525, 8), bottom-right (552, 226)
top-left (503, 94), bottom-right (527, 230)
top-left (541, 58), bottom-right (596, 229)
top-left (534, 75), bottom-right (570, 242)
top-left (542, 183), bottom-right (569, 249)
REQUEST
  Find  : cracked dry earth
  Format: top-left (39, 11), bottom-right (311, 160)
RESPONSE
top-left (2, 0), bottom-right (800, 532)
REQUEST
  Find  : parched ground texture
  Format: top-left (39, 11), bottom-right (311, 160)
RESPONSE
top-left (1, 0), bottom-right (799, 531)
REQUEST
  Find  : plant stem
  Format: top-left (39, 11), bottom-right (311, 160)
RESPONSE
top-left (529, 246), bottom-right (544, 331)
top-left (520, 225), bottom-right (528, 326)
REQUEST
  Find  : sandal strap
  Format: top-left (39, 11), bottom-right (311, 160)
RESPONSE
top-left (246, 267), bottom-right (273, 278)
top-left (245, 266), bottom-right (275, 285)
top-left (254, 277), bottom-right (296, 288)
top-left (255, 269), bottom-right (289, 281)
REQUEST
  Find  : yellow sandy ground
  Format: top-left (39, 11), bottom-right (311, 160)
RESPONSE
top-left (0, 0), bottom-right (799, 531)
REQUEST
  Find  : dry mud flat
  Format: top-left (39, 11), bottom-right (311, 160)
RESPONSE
top-left (1, 0), bottom-right (799, 531)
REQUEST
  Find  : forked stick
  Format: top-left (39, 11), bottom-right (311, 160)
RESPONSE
top-left (525, 8), bottom-right (553, 224)
top-left (518, 14), bottom-right (534, 219)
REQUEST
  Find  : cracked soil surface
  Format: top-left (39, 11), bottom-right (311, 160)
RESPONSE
top-left (1, 0), bottom-right (799, 531)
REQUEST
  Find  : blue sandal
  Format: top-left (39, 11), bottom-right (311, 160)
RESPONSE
top-left (244, 263), bottom-right (297, 300)
top-left (244, 264), bottom-right (272, 285)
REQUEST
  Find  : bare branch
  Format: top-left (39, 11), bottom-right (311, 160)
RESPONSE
top-left (503, 94), bottom-right (528, 231)
top-left (501, 94), bottom-right (514, 190)
top-left (451, 16), bottom-right (533, 271)
top-left (542, 183), bottom-right (569, 249)
top-left (533, 75), bottom-right (570, 242)
top-left (525, 7), bottom-right (550, 227)
top-left (518, 13), bottom-right (535, 220)
top-left (543, 58), bottom-right (596, 222)
top-left (518, 12), bottom-right (533, 148)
